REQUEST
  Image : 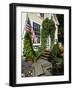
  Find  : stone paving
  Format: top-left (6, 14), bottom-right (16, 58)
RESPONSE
top-left (21, 50), bottom-right (53, 77)
top-left (32, 50), bottom-right (52, 76)
top-left (32, 58), bottom-right (52, 76)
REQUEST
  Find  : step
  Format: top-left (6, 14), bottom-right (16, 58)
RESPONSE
top-left (42, 53), bottom-right (50, 55)
top-left (44, 50), bottom-right (50, 52)
top-left (40, 57), bottom-right (48, 60)
top-left (41, 54), bottom-right (50, 57)
top-left (42, 52), bottom-right (50, 55)
top-left (44, 51), bottom-right (50, 53)
top-left (44, 50), bottom-right (50, 53)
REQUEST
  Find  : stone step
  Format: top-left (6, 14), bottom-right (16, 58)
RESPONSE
top-left (43, 52), bottom-right (50, 55)
top-left (42, 52), bottom-right (50, 54)
top-left (44, 50), bottom-right (50, 51)
top-left (40, 57), bottom-right (48, 60)
top-left (44, 51), bottom-right (50, 53)
top-left (41, 54), bottom-right (50, 58)
top-left (40, 50), bottom-right (51, 60)
top-left (41, 52), bottom-right (51, 56)
top-left (42, 52), bottom-right (50, 55)
top-left (40, 55), bottom-right (53, 61)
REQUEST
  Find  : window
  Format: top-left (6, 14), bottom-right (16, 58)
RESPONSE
top-left (33, 22), bottom-right (40, 44)
top-left (40, 13), bottom-right (44, 18)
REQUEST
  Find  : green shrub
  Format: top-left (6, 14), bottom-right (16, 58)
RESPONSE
top-left (51, 44), bottom-right (60, 57)
top-left (23, 31), bottom-right (36, 62)
top-left (52, 57), bottom-right (64, 75)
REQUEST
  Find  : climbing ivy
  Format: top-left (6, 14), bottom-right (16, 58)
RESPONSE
top-left (36, 18), bottom-right (55, 59)
top-left (40, 18), bottom-right (55, 50)
top-left (48, 19), bottom-right (56, 48)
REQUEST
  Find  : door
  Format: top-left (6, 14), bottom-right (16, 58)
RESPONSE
top-left (46, 35), bottom-right (51, 50)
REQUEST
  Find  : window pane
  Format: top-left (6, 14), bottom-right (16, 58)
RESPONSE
top-left (33, 22), bottom-right (40, 44)
top-left (40, 13), bottom-right (44, 18)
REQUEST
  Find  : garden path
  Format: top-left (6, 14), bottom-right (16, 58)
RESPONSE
top-left (32, 50), bottom-right (52, 76)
